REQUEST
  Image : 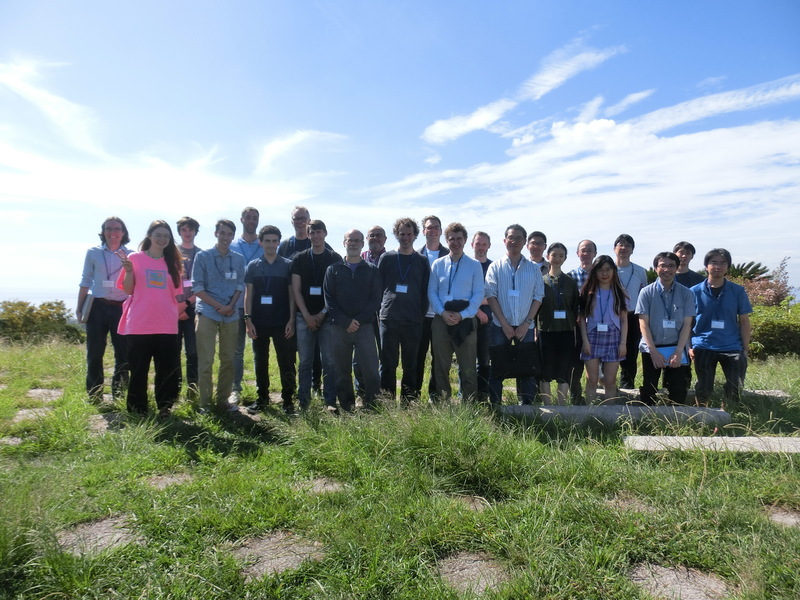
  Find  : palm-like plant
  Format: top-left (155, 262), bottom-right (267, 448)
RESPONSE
top-left (728, 261), bottom-right (770, 280)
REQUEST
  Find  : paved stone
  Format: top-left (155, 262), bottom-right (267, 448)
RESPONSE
top-left (624, 436), bottom-right (800, 453)
top-left (631, 563), bottom-right (731, 599)
top-left (502, 405), bottom-right (731, 427)
top-left (231, 531), bottom-right (324, 581)
top-left (57, 515), bottom-right (143, 556)
top-left (11, 408), bottom-right (51, 424)
top-left (26, 388), bottom-right (63, 402)
top-left (438, 551), bottom-right (509, 595)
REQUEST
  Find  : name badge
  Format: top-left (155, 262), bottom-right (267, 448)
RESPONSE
top-left (260, 295), bottom-right (273, 305)
top-left (508, 289), bottom-right (520, 298)
top-left (554, 310), bottom-right (566, 319)
top-left (310, 286), bottom-right (322, 296)
top-left (711, 320), bottom-right (725, 329)
top-left (225, 271), bottom-right (235, 279)
top-left (662, 319), bottom-right (676, 329)
top-left (396, 284), bottom-right (408, 294)
top-left (597, 323), bottom-right (609, 332)
top-left (102, 280), bottom-right (114, 288)
top-left (183, 280), bottom-right (193, 288)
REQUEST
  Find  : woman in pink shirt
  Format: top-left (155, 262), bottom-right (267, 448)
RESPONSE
top-left (117, 220), bottom-right (186, 416)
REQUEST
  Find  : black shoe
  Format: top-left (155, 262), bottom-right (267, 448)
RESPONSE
top-left (247, 402), bottom-right (263, 415)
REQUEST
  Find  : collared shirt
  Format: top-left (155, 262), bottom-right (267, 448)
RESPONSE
top-left (428, 253), bottom-right (485, 319)
top-left (361, 248), bottom-right (385, 265)
top-left (192, 247), bottom-right (245, 323)
top-left (635, 280), bottom-right (696, 350)
top-left (418, 244), bottom-right (448, 317)
top-left (617, 262), bottom-right (648, 310)
top-left (568, 266), bottom-right (590, 291)
top-left (179, 245), bottom-right (201, 299)
top-left (485, 255), bottom-right (544, 329)
top-left (79, 243), bottom-right (131, 301)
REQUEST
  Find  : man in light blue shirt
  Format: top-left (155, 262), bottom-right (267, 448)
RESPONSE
top-left (230, 206), bottom-right (261, 403)
top-left (192, 219), bottom-right (245, 412)
top-left (427, 222), bottom-right (484, 403)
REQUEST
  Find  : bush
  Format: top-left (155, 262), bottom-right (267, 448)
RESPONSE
top-left (0, 300), bottom-right (84, 343)
top-left (749, 303), bottom-right (800, 359)
top-left (730, 257), bottom-right (794, 307)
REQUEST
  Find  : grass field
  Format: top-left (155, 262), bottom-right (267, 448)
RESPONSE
top-left (0, 341), bottom-right (798, 599)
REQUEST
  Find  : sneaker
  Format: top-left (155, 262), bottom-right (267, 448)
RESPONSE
top-left (283, 404), bottom-right (296, 416)
top-left (227, 402), bottom-right (240, 412)
top-left (325, 405), bottom-right (339, 416)
top-left (228, 391), bottom-right (241, 405)
top-left (247, 403), bottom-right (262, 415)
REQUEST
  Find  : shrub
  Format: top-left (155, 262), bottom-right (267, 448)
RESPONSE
top-left (0, 300), bottom-right (84, 343)
top-left (731, 257), bottom-right (794, 307)
top-left (749, 303), bottom-right (800, 359)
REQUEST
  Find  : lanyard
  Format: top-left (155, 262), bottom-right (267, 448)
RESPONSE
top-left (705, 281), bottom-right (725, 321)
top-left (214, 253), bottom-right (233, 279)
top-left (396, 253), bottom-right (413, 283)
top-left (549, 274), bottom-right (564, 309)
top-left (657, 281), bottom-right (673, 320)
top-left (310, 251), bottom-right (327, 285)
top-left (598, 288), bottom-right (611, 324)
top-left (101, 247), bottom-right (123, 279)
top-left (447, 257), bottom-right (462, 294)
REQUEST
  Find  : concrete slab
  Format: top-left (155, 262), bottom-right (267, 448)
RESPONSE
top-left (501, 405), bottom-right (731, 427)
top-left (624, 436), bottom-right (800, 453)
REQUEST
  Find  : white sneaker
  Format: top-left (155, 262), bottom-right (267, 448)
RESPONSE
top-left (228, 391), bottom-right (241, 405)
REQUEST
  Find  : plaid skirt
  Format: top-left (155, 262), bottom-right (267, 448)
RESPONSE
top-left (580, 326), bottom-right (623, 363)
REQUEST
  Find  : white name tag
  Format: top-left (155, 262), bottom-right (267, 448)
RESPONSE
top-left (662, 319), bottom-right (676, 329)
top-left (183, 280), bottom-right (193, 288)
top-left (102, 280), bottom-right (114, 288)
top-left (597, 323), bottom-right (609, 332)
top-left (508, 289), bottom-right (520, 298)
top-left (225, 271), bottom-right (235, 279)
top-left (310, 286), bottom-right (322, 296)
top-left (260, 295), bottom-right (273, 305)
top-left (554, 310), bottom-right (566, 319)
top-left (711, 320), bottom-right (726, 329)
top-left (396, 284), bottom-right (408, 293)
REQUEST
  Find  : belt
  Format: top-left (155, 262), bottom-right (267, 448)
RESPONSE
top-left (96, 297), bottom-right (125, 307)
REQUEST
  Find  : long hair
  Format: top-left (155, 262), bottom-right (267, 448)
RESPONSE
top-left (98, 216), bottom-right (130, 246)
top-left (139, 220), bottom-right (183, 287)
top-left (579, 255), bottom-right (628, 317)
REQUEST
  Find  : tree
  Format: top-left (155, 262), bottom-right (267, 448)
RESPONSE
top-left (0, 300), bottom-right (84, 343)
top-left (728, 261), bottom-right (769, 280)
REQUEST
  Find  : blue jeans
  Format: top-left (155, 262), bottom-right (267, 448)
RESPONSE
top-left (85, 298), bottom-right (128, 398)
top-left (296, 314), bottom-right (336, 408)
top-left (488, 325), bottom-right (536, 406)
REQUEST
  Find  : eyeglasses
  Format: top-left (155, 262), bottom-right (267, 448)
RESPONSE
top-left (104, 227), bottom-right (123, 232)
top-left (528, 240), bottom-right (545, 247)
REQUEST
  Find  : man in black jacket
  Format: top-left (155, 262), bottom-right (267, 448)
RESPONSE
top-left (323, 229), bottom-right (382, 412)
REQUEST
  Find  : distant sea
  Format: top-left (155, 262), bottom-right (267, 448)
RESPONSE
top-left (1, 288), bottom-right (78, 316)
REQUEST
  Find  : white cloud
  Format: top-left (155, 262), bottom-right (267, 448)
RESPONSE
top-left (0, 59), bottom-right (109, 159)
top-left (254, 130), bottom-right (347, 173)
top-left (421, 98), bottom-right (517, 145)
top-left (630, 74), bottom-right (800, 133)
top-left (517, 40), bottom-right (626, 102)
top-left (697, 75), bottom-right (727, 90)
top-left (577, 95), bottom-right (604, 122)
top-left (605, 89), bottom-right (655, 117)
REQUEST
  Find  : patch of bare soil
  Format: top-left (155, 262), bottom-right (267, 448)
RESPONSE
top-left (293, 477), bottom-right (344, 494)
top-left (57, 515), bottom-right (143, 556)
top-left (88, 412), bottom-right (125, 435)
top-left (26, 388), bottom-right (63, 403)
top-left (146, 473), bottom-right (192, 490)
top-left (767, 506), bottom-right (800, 527)
top-left (11, 408), bottom-right (51, 424)
top-left (231, 530), bottom-right (325, 582)
top-left (630, 563), bottom-right (732, 600)
top-left (453, 495), bottom-right (491, 512)
top-left (0, 436), bottom-right (23, 446)
top-left (438, 551), bottom-right (509, 596)
top-left (605, 492), bottom-right (656, 514)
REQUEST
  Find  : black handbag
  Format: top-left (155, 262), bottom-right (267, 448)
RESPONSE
top-left (489, 337), bottom-right (541, 379)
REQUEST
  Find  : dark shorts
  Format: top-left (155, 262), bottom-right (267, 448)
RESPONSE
top-left (540, 330), bottom-right (575, 383)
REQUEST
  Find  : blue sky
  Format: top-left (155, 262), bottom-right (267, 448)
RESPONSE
top-left (1, 0), bottom-right (799, 311)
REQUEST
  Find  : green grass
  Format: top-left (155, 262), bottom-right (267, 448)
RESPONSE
top-left (0, 340), bottom-right (799, 598)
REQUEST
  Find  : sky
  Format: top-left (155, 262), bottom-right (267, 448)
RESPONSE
top-left (1, 0), bottom-right (799, 313)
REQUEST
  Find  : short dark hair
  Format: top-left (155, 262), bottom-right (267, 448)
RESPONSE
top-left (547, 242), bottom-right (568, 256)
top-left (308, 219), bottom-right (327, 234)
top-left (473, 231), bottom-right (491, 243)
top-left (241, 207), bottom-right (259, 218)
top-left (393, 217), bottom-right (419, 237)
top-left (504, 225), bottom-right (526, 240)
top-left (422, 215), bottom-right (442, 229)
top-left (614, 233), bottom-right (635, 249)
top-left (215, 218), bottom-right (236, 234)
top-left (704, 248), bottom-right (732, 268)
top-left (527, 230), bottom-right (546, 243)
top-left (653, 252), bottom-right (680, 269)
top-left (258, 225), bottom-right (281, 241)
top-left (673, 241), bottom-right (696, 256)
top-left (176, 216), bottom-right (200, 233)
top-left (444, 222), bottom-right (467, 239)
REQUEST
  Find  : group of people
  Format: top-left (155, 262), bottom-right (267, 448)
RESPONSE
top-left (78, 207), bottom-right (752, 417)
